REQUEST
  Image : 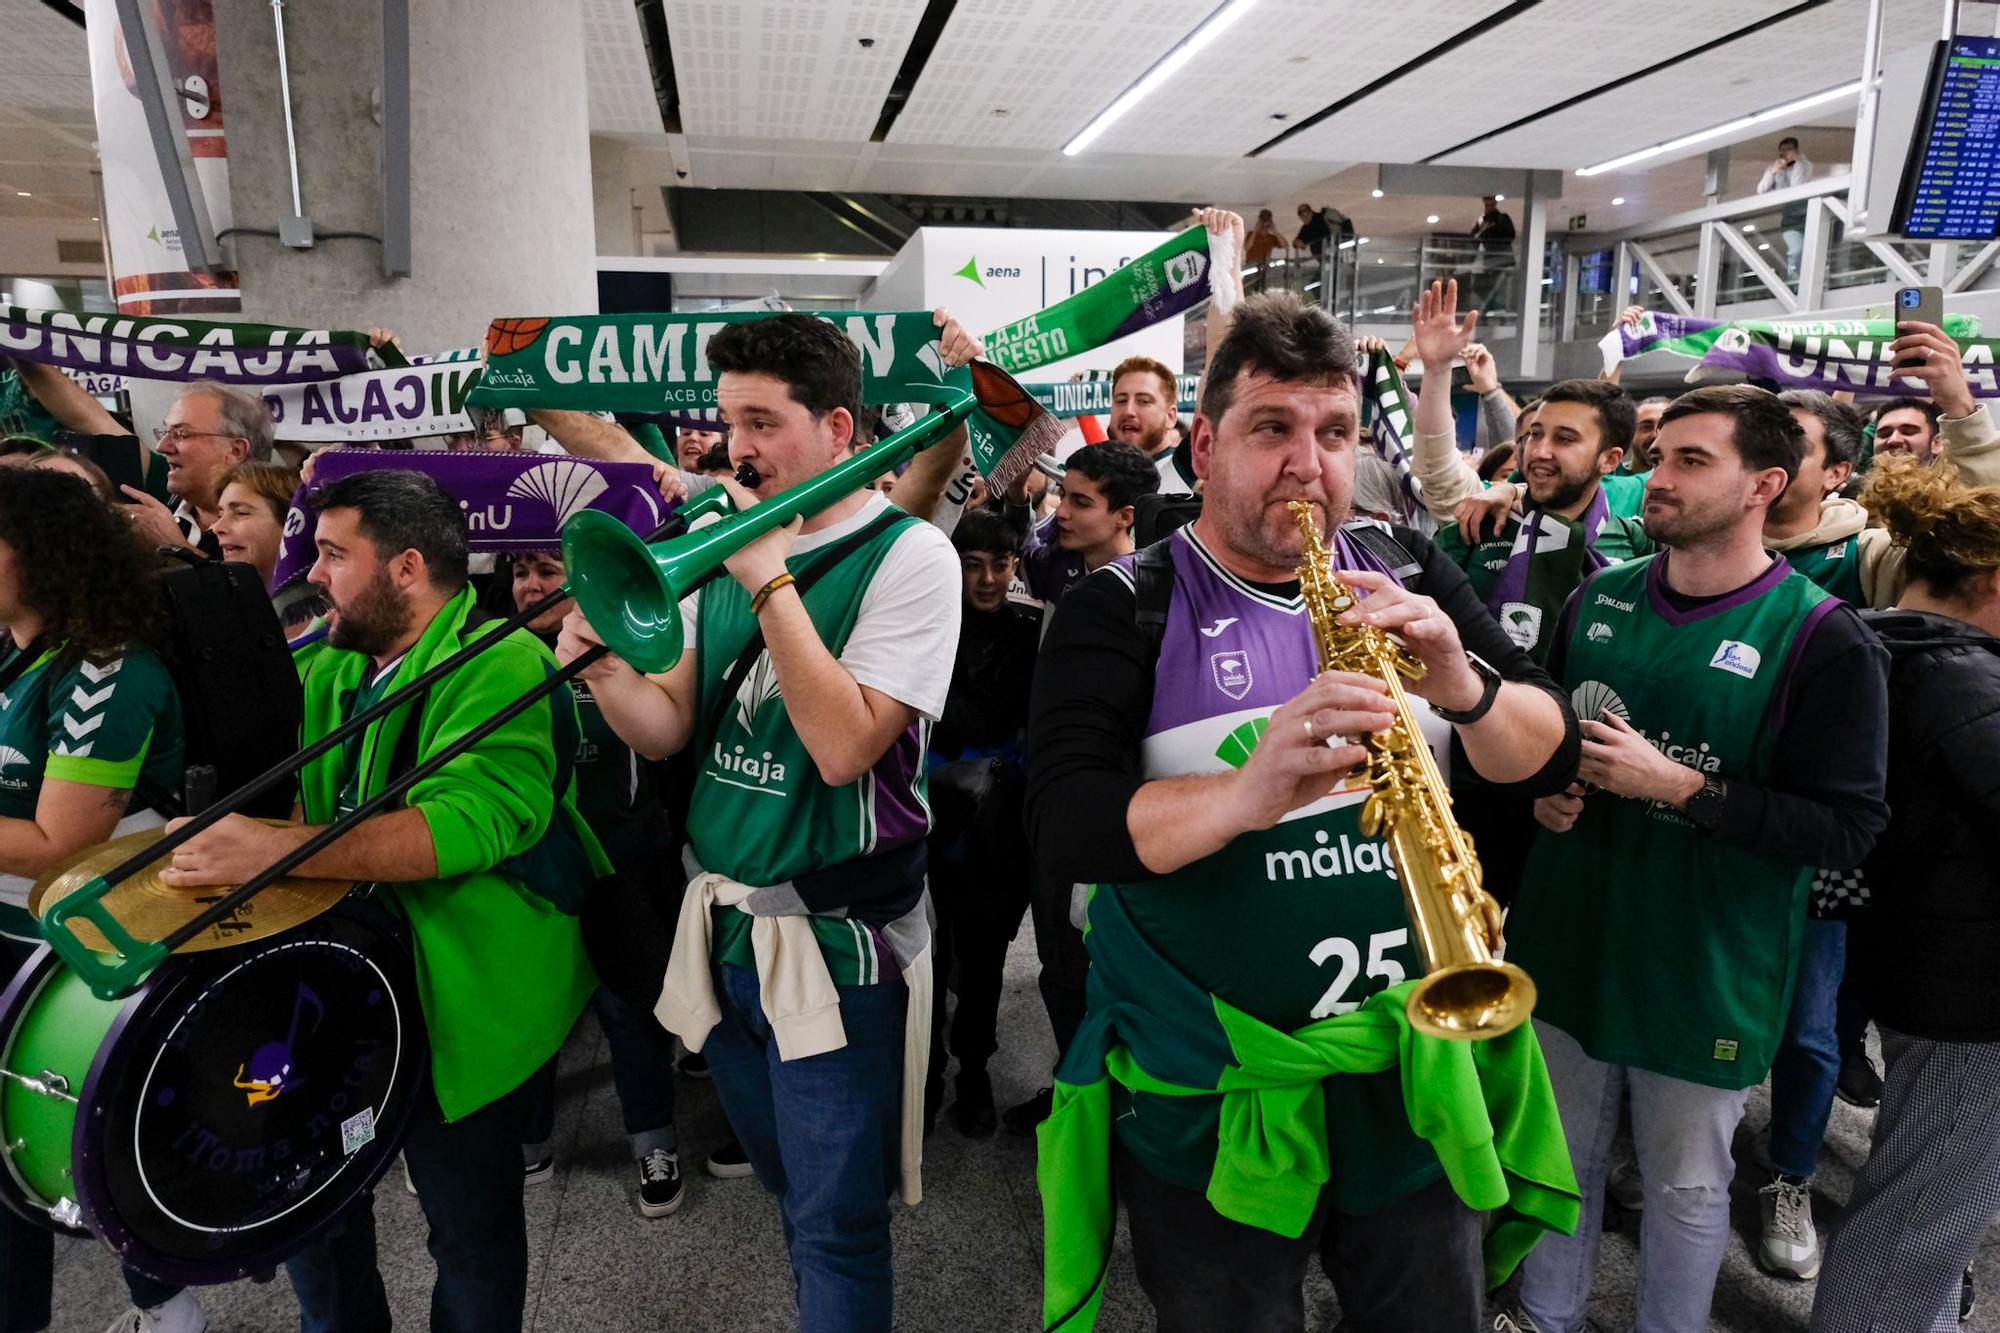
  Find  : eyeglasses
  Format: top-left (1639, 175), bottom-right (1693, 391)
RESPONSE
top-left (151, 426), bottom-right (241, 445)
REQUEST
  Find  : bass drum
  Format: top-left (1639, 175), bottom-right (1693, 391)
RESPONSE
top-left (0, 906), bottom-right (426, 1285)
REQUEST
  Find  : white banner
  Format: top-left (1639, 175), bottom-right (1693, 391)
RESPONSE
top-left (83, 0), bottom-right (240, 314)
top-left (261, 351), bottom-right (484, 443)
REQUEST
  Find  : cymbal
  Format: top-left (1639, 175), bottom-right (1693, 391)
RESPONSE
top-left (30, 821), bottom-right (353, 954)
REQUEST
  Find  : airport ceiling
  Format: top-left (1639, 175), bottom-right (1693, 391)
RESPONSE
top-left (640, 0), bottom-right (1934, 199)
top-left (2, 0), bottom-right (1939, 227)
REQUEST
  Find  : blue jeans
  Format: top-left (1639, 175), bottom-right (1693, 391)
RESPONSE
top-left (1769, 918), bottom-right (1846, 1179)
top-left (701, 962), bottom-right (905, 1333)
top-left (288, 1071), bottom-right (536, 1333)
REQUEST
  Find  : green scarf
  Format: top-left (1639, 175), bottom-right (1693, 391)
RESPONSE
top-left (468, 226), bottom-right (1229, 486)
top-left (1039, 886), bottom-right (1579, 1332)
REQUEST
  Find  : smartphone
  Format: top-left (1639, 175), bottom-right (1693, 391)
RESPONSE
top-left (1894, 285), bottom-right (1945, 367)
top-left (52, 431), bottom-right (147, 497)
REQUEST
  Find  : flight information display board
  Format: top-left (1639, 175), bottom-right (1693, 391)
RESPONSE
top-left (1893, 35), bottom-right (2000, 240)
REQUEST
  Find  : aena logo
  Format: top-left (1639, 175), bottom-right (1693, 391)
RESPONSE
top-left (953, 256), bottom-right (1020, 287)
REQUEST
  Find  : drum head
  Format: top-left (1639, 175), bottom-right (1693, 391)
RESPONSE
top-left (74, 908), bottom-right (427, 1286)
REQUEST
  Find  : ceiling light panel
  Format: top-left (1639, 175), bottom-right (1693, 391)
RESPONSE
top-left (1075, 0), bottom-right (1510, 157)
top-left (1261, 0), bottom-right (1795, 165)
top-left (668, 0), bottom-right (929, 141)
top-left (581, 0), bottom-right (668, 133)
top-left (1436, 0), bottom-right (1932, 169)
top-left (889, 0), bottom-right (1216, 151)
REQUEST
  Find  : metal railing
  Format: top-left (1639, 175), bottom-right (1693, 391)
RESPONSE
top-left (1557, 174), bottom-right (2000, 343)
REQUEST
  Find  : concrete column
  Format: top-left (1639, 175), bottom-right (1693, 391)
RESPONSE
top-left (208, 0), bottom-right (597, 354)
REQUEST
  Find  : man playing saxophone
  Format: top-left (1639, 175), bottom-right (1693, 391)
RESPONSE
top-left (1025, 289), bottom-right (1581, 1333)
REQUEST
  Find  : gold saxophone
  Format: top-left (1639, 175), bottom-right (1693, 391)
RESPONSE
top-left (1289, 500), bottom-right (1536, 1041)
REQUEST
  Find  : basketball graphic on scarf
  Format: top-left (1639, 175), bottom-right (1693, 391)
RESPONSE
top-left (486, 318), bottom-right (551, 357)
top-left (968, 360), bottom-right (1042, 429)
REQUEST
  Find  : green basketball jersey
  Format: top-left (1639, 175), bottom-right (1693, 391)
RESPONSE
top-left (689, 510), bottom-right (931, 985)
top-left (1600, 470), bottom-right (1648, 519)
top-left (0, 644), bottom-right (184, 938)
top-left (1786, 535), bottom-right (1866, 605)
top-left (1509, 555), bottom-right (1835, 1088)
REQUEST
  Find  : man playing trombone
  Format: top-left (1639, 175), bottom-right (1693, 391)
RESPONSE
top-left (560, 310), bottom-right (980, 1330)
top-left (161, 470), bottom-right (607, 1333)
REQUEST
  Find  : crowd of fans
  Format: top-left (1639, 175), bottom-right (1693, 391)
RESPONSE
top-left (0, 202), bottom-right (1994, 1333)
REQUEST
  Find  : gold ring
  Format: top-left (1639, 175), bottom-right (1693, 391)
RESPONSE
top-left (1303, 717), bottom-right (1318, 744)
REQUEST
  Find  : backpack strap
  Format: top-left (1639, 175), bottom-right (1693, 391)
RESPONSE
top-left (1344, 521), bottom-right (1424, 589)
top-left (379, 607), bottom-right (518, 805)
top-left (1131, 536), bottom-right (1176, 658)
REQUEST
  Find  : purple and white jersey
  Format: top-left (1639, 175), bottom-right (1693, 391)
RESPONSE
top-left (1110, 522), bottom-right (1449, 807)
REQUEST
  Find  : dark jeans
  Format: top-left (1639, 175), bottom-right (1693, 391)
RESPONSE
top-left (927, 849), bottom-right (1028, 1085)
top-left (1768, 919), bottom-right (1872, 1179)
top-left (0, 935), bottom-right (183, 1331)
top-left (1115, 1145), bottom-right (1483, 1333)
top-left (593, 984), bottom-right (678, 1154)
top-left (287, 1070), bottom-right (538, 1333)
top-left (521, 985), bottom-right (679, 1158)
top-left (702, 961), bottom-right (905, 1333)
top-left (1029, 870), bottom-right (1088, 1063)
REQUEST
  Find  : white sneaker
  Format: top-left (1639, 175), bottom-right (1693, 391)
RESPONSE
top-left (103, 1302), bottom-right (207, 1333)
top-left (1607, 1157), bottom-right (1644, 1211)
top-left (1493, 1312), bottom-right (1541, 1333)
top-left (1758, 1174), bottom-right (1821, 1279)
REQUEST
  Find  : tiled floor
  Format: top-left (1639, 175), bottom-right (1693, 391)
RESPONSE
top-left (44, 928), bottom-right (2000, 1331)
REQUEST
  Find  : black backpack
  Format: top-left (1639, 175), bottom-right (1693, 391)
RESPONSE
top-left (152, 554), bottom-right (304, 818)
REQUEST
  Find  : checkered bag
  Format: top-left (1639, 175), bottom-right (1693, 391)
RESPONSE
top-left (1810, 865), bottom-right (1872, 919)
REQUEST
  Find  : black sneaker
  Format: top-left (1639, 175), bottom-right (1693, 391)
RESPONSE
top-left (637, 1148), bottom-right (684, 1218)
top-left (677, 1050), bottom-right (710, 1080)
top-left (1962, 1267), bottom-right (1976, 1323)
top-left (523, 1153), bottom-right (555, 1185)
top-left (705, 1139), bottom-right (754, 1179)
top-left (951, 1069), bottom-right (998, 1139)
top-left (1836, 1054), bottom-right (1884, 1109)
top-left (1002, 1087), bottom-right (1054, 1137)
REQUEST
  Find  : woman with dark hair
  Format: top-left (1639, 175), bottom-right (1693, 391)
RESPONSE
top-left (0, 469), bottom-right (207, 1333)
top-left (1811, 457), bottom-right (2000, 1332)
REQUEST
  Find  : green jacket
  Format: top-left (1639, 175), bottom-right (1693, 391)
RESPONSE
top-left (298, 587), bottom-right (604, 1120)
top-left (1037, 885), bottom-right (1579, 1331)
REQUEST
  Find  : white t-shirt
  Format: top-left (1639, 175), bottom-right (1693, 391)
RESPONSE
top-left (677, 493), bottom-right (962, 720)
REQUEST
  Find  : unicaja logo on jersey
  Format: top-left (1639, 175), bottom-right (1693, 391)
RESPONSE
top-left (1572, 680), bottom-right (1721, 774)
top-left (1211, 651), bottom-right (1252, 701)
top-left (1586, 621), bottom-right (1614, 643)
top-left (0, 745), bottom-right (28, 791)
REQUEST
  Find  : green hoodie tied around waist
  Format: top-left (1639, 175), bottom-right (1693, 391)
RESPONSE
top-left (1037, 885), bottom-right (1579, 1332)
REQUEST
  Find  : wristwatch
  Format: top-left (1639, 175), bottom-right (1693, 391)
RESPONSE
top-left (1429, 652), bottom-right (1503, 726)
top-left (1683, 773), bottom-right (1729, 828)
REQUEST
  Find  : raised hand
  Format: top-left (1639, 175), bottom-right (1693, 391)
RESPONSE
top-left (1412, 279), bottom-right (1478, 374)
